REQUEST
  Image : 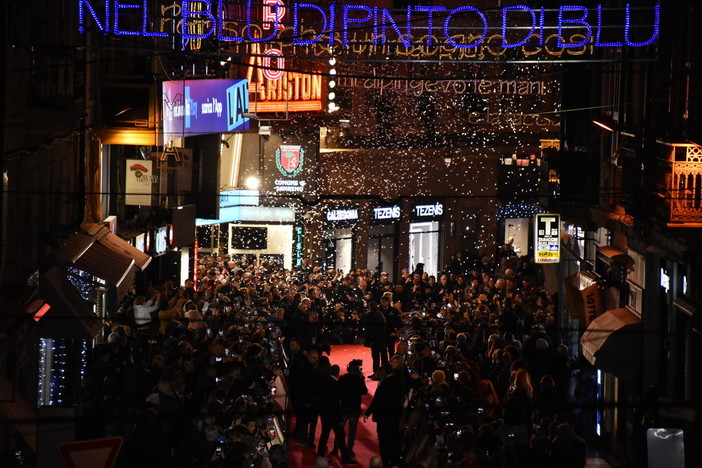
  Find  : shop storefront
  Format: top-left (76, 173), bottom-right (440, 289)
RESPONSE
top-left (322, 207), bottom-right (359, 274)
top-left (196, 190), bottom-right (296, 269)
top-left (409, 201), bottom-right (444, 278)
top-left (367, 204), bottom-right (400, 279)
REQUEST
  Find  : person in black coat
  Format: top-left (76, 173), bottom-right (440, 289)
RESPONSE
top-left (380, 294), bottom-right (403, 361)
top-left (365, 355), bottom-right (409, 468)
top-left (289, 348), bottom-right (319, 446)
top-left (333, 360), bottom-right (368, 456)
top-left (362, 302), bottom-right (387, 376)
top-left (312, 357), bottom-right (357, 464)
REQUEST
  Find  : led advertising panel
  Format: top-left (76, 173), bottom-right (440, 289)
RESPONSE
top-left (162, 79), bottom-right (250, 144)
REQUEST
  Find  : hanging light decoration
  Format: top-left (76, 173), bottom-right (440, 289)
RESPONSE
top-left (328, 50), bottom-right (339, 113)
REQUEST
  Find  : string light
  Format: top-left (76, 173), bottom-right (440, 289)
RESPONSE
top-left (328, 49), bottom-right (339, 113)
top-left (497, 202), bottom-right (544, 220)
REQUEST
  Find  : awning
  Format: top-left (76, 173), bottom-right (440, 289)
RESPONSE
top-left (58, 233), bottom-right (135, 288)
top-left (83, 222), bottom-right (151, 270)
top-left (597, 245), bottom-right (634, 267)
top-left (581, 307), bottom-right (643, 377)
top-left (55, 223), bottom-right (151, 298)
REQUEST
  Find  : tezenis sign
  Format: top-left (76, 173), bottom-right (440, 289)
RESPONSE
top-left (78, 1), bottom-right (660, 51)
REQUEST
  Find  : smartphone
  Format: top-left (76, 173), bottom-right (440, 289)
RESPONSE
top-left (270, 386), bottom-right (276, 396)
top-left (268, 428), bottom-right (275, 438)
top-left (215, 446), bottom-right (223, 456)
top-left (454, 372), bottom-right (459, 380)
top-left (215, 357), bottom-right (222, 362)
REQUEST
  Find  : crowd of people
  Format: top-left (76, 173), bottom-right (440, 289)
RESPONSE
top-left (79, 244), bottom-right (596, 468)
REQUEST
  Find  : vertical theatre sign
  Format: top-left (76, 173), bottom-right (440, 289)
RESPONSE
top-left (534, 213), bottom-right (560, 263)
top-left (162, 79), bottom-right (250, 144)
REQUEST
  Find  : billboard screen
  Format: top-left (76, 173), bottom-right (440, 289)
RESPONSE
top-left (162, 79), bottom-right (250, 144)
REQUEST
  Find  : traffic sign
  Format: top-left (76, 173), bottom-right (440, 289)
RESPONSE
top-left (58, 437), bottom-right (122, 468)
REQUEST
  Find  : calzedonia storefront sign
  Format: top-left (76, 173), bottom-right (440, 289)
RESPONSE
top-left (326, 208), bottom-right (359, 222)
top-left (78, 2), bottom-right (660, 52)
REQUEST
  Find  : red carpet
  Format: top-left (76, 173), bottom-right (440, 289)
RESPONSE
top-left (287, 344), bottom-right (380, 467)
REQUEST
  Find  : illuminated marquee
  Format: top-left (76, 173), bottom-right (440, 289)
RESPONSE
top-left (78, 1), bottom-right (661, 50)
top-left (246, 44), bottom-right (322, 112)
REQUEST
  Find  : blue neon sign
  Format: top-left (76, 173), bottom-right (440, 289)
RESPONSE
top-left (78, 1), bottom-right (661, 51)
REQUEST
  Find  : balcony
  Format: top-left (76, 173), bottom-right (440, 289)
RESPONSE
top-left (668, 145), bottom-right (702, 226)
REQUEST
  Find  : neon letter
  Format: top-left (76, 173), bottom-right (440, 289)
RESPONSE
top-left (557, 5), bottom-right (592, 48)
top-left (502, 5), bottom-right (536, 48)
top-left (444, 6), bottom-right (488, 49)
top-left (415, 6), bottom-right (446, 46)
top-left (217, 0), bottom-right (243, 41)
top-left (624, 3), bottom-right (660, 47)
top-left (263, 0), bottom-right (286, 30)
top-left (78, 0), bottom-right (109, 33)
top-left (182, 0), bottom-right (215, 45)
top-left (595, 4), bottom-right (622, 47)
top-left (246, 0), bottom-right (279, 42)
top-left (293, 3), bottom-right (328, 45)
top-left (538, 7), bottom-right (545, 45)
top-left (114, 0), bottom-right (141, 36)
top-left (328, 1), bottom-right (336, 46)
top-left (342, 5), bottom-right (372, 46)
top-left (379, 7), bottom-right (411, 47)
top-left (143, 0), bottom-right (168, 37)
